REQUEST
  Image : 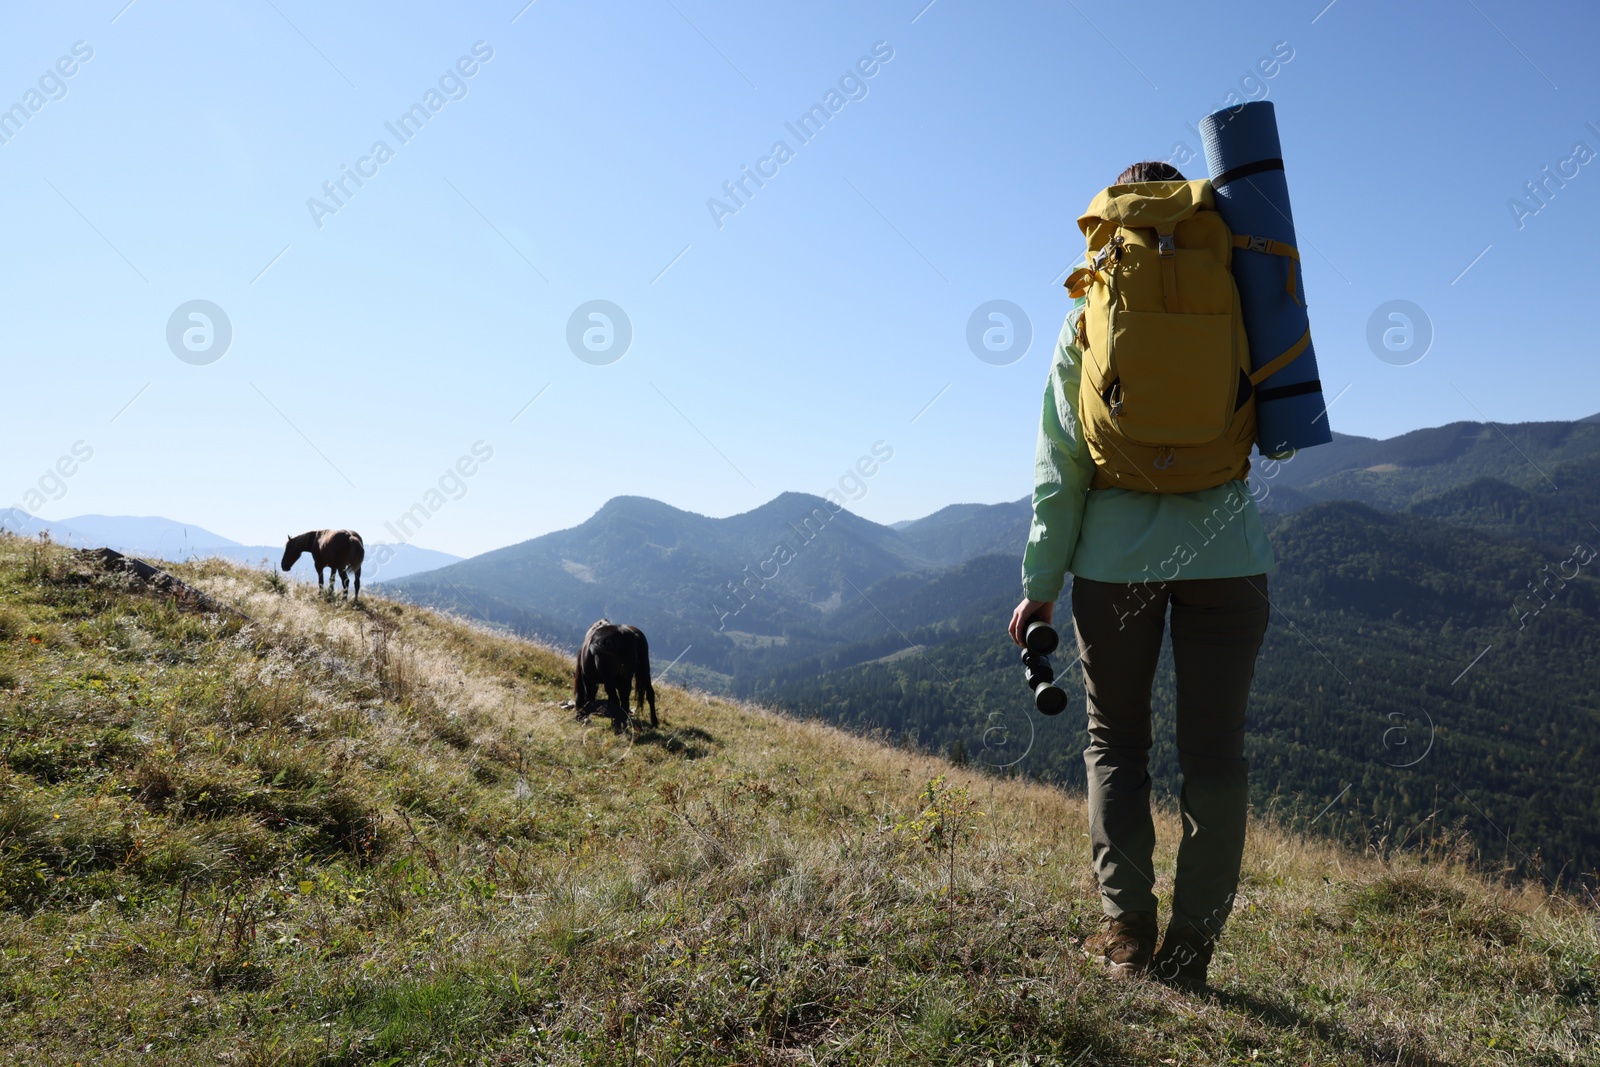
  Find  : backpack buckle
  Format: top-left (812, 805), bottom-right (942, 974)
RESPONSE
top-left (1246, 235), bottom-right (1271, 253)
top-left (1093, 235), bottom-right (1126, 271)
top-left (1104, 378), bottom-right (1124, 418)
top-left (1157, 234), bottom-right (1175, 258)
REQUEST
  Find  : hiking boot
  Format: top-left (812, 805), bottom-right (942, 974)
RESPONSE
top-left (1095, 911), bottom-right (1158, 978)
top-left (1150, 924), bottom-right (1215, 992)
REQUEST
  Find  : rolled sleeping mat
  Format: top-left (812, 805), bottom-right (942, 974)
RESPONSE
top-left (1199, 100), bottom-right (1332, 452)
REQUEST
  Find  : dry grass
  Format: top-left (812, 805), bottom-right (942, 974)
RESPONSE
top-left (0, 534), bottom-right (1595, 1065)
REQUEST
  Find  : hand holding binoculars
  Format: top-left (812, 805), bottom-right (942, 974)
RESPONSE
top-left (1021, 620), bottom-right (1068, 716)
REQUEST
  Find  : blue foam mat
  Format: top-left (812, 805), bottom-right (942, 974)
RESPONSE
top-left (1200, 101), bottom-right (1331, 451)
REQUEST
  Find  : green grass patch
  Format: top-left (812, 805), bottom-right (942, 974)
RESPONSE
top-left (0, 532), bottom-right (1595, 1065)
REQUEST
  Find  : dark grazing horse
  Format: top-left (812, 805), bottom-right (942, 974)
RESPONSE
top-left (573, 619), bottom-right (657, 730)
top-left (282, 529), bottom-right (365, 602)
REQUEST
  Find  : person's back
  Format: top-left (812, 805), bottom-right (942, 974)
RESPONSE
top-left (1009, 160), bottom-right (1289, 992)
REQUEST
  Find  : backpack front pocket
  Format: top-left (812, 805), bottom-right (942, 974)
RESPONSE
top-left (1105, 309), bottom-right (1237, 446)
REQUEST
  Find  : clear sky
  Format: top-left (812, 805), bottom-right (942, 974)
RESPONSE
top-left (4, 0), bottom-right (1597, 556)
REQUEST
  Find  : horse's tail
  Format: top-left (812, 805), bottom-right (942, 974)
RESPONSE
top-left (633, 630), bottom-right (654, 713)
top-left (573, 641), bottom-right (588, 706)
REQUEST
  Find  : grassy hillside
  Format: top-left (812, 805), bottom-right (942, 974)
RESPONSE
top-left (2, 534), bottom-right (1597, 1065)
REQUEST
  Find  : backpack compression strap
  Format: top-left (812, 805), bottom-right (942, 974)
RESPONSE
top-left (1247, 328), bottom-right (1310, 388)
top-left (1233, 234), bottom-right (1301, 305)
top-left (1231, 233), bottom-right (1313, 397)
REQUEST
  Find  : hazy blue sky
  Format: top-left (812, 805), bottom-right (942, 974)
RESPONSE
top-left (4, 0), bottom-right (1597, 556)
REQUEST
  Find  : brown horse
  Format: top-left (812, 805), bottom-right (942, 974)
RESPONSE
top-left (573, 619), bottom-right (657, 730)
top-left (282, 529), bottom-right (365, 602)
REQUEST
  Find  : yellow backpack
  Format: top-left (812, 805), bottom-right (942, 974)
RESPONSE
top-left (1064, 179), bottom-right (1304, 493)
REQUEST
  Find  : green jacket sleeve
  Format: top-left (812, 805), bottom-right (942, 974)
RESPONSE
top-left (1021, 310), bottom-right (1096, 602)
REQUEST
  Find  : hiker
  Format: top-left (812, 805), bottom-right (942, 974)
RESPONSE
top-left (1008, 161), bottom-right (1298, 992)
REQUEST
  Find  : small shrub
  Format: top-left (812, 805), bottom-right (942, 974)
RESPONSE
top-left (896, 775), bottom-right (985, 912)
top-left (21, 534), bottom-right (61, 583)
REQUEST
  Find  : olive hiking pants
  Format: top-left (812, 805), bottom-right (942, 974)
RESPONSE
top-left (1070, 574), bottom-right (1271, 937)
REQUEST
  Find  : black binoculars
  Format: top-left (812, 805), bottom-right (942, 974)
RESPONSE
top-left (1021, 620), bottom-right (1068, 716)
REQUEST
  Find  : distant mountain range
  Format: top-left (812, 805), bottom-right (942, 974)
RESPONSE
top-left (382, 415), bottom-right (1600, 886)
top-left (0, 512), bottom-right (459, 583)
top-left (378, 491), bottom-right (1036, 687)
top-left (383, 417), bottom-right (1600, 672)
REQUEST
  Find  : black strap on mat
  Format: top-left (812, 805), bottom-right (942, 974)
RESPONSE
top-left (1255, 378), bottom-right (1322, 405)
top-left (1213, 157), bottom-right (1284, 188)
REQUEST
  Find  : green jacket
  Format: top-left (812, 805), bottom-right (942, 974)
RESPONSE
top-left (1021, 310), bottom-right (1279, 602)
